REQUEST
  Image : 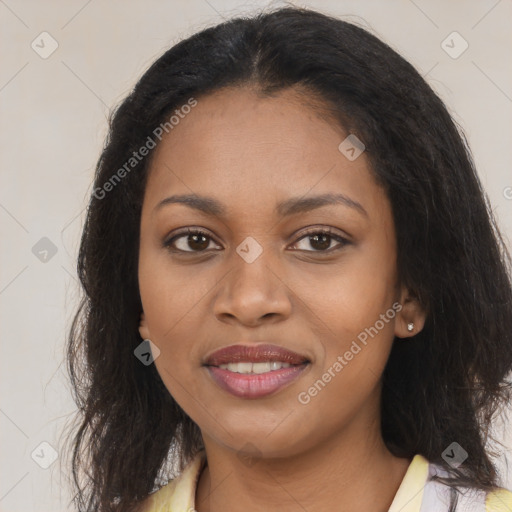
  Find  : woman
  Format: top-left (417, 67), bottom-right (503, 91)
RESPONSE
top-left (66, 6), bottom-right (512, 512)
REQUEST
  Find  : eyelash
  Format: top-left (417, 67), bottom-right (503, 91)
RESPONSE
top-left (162, 227), bottom-right (350, 255)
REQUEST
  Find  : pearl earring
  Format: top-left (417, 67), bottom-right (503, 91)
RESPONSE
top-left (407, 323), bottom-right (414, 332)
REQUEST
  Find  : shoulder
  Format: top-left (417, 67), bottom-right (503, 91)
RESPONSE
top-left (422, 459), bottom-right (512, 512)
top-left (138, 450), bottom-right (207, 512)
top-left (138, 479), bottom-right (179, 512)
top-left (485, 487), bottom-right (512, 512)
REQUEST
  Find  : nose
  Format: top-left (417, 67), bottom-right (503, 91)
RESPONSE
top-left (212, 240), bottom-right (292, 327)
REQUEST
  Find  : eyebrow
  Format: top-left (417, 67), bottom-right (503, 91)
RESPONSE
top-left (154, 192), bottom-right (368, 218)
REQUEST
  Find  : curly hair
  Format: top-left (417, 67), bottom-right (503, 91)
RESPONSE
top-left (64, 5), bottom-right (512, 511)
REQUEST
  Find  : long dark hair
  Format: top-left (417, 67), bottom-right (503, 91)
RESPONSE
top-left (65, 5), bottom-right (512, 511)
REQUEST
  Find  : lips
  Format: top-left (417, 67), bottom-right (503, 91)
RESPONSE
top-left (203, 344), bottom-right (309, 366)
top-left (203, 344), bottom-right (311, 399)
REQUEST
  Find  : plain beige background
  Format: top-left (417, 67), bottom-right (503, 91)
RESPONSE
top-left (1, 1), bottom-right (511, 510)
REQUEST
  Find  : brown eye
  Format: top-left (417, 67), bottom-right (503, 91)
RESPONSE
top-left (163, 229), bottom-right (221, 253)
top-left (292, 228), bottom-right (349, 252)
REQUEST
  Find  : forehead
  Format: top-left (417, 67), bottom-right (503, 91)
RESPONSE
top-left (143, 86), bottom-right (388, 224)
top-left (153, 85), bottom-right (346, 156)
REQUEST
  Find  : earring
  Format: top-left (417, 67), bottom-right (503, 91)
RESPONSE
top-left (407, 322), bottom-right (414, 332)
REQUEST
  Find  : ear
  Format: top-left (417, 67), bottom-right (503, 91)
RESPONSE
top-left (394, 286), bottom-right (426, 339)
top-left (138, 312), bottom-right (151, 340)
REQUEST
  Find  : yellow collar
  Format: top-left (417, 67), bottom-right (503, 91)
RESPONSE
top-left (145, 451), bottom-right (432, 512)
top-left (388, 454), bottom-right (429, 511)
top-left (144, 450), bottom-right (512, 511)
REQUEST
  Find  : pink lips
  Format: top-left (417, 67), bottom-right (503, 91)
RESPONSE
top-left (204, 344), bottom-right (309, 366)
top-left (203, 344), bottom-right (310, 399)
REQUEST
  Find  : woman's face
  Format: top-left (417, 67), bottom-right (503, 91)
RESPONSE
top-left (138, 86), bottom-right (424, 458)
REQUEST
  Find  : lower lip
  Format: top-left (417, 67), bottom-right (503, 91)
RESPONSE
top-left (206, 364), bottom-right (309, 399)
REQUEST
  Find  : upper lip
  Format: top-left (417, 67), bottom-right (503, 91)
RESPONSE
top-left (203, 343), bottom-right (310, 366)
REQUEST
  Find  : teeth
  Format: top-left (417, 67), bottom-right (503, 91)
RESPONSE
top-left (227, 362), bottom-right (252, 373)
top-left (252, 362), bottom-right (271, 374)
top-left (218, 361), bottom-right (292, 373)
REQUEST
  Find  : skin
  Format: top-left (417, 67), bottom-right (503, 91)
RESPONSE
top-left (138, 86), bottom-right (426, 512)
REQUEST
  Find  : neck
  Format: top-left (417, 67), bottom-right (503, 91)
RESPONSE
top-left (195, 410), bottom-right (411, 512)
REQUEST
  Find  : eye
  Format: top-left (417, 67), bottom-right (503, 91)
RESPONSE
top-left (163, 226), bottom-right (350, 254)
top-left (163, 228), bottom-right (221, 253)
top-left (290, 227), bottom-right (349, 252)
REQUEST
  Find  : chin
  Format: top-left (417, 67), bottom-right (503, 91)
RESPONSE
top-left (203, 419), bottom-right (316, 460)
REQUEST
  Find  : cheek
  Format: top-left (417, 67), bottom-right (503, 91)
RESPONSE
top-left (138, 248), bottom-right (217, 339)
top-left (294, 281), bottom-right (397, 438)
top-left (138, 249), bottom-right (229, 407)
top-left (139, 263), bottom-right (206, 405)
top-left (291, 243), bottom-right (397, 345)
top-left (290, 237), bottom-right (398, 393)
